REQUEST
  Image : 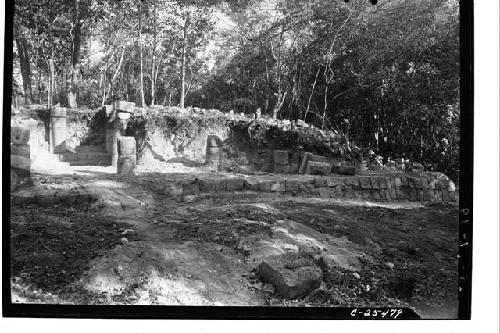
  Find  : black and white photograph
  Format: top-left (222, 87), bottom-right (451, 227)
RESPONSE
top-left (4, 0), bottom-right (477, 322)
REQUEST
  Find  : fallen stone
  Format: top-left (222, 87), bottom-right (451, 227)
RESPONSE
top-left (257, 254), bottom-right (322, 299)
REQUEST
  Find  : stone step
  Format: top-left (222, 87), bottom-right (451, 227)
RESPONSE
top-left (68, 159), bottom-right (112, 166)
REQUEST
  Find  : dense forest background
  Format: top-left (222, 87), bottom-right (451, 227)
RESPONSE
top-left (12, 0), bottom-right (460, 179)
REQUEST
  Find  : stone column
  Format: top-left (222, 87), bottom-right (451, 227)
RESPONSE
top-left (103, 105), bottom-right (114, 153)
top-left (117, 136), bottom-right (136, 174)
top-left (112, 113), bottom-right (130, 167)
top-left (50, 107), bottom-right (67, 153)
top-left (273, 150), bottom-right (289, 173)
top-left (205, 135), bottom-right (222, 169)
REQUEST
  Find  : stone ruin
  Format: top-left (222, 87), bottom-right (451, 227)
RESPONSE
top-left (10, 103), bottom-right (457, 203)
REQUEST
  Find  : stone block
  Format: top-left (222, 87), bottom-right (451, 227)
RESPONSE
top-left (113, 100), bottom-right (136, 113)
top-left (117, 137), bottom-right (136, 156)
top-left (273, 150), bottom-right (289, 165)
top-left (11, 144), bottom-right (30, 158)
top-left (326, 177), bottom-right (343, 187)
top-left (394, 177), bottom-right (402, 187)
top-left (270, 181), bottom-right (285, 192)
top-left (257, 255), bottom-right (322, 299)
top-left (441, 190), bottom-right (451, 202)
top-left (362, 189), bottom-right (372, 200)
top-left (285, 180), bottom-right (299, 192)
top-left (448, 191), bottom-right (457, 202)
top-left (215, 180), bottom-right (227, 192)
top-left (162, 183), bottom-right (183, 197)
top-left (379, 177), bottom-right (390, 189)
top-left (331, 186), bottom-right (343, 197)
top-left (409, 189), bottom-right (417, 201)
top-left (359, 177), bottom-right (372, 189)
top-left (345, 177), bottom-right (360, 187)
top-left (305, 161), bottom-right (331, 176)
top-left (428, 179), bottom-right (438, 189)
top-left (370, 177), bottom-right (380, 189)
top-left (274, 164), bottom-right (289, 174)
top-left (11, 127), bottom-right (30, 145)
top-left (199, 180), bottom-right (216, 192)
top-left (345, 186), bottom-right (355, 199)
top-left (314, 177), bottom-right (328, 188)
top-left (183, 182), bottom-right (200, 196)
top-left (421, 177), bottom-right (429, 189)
top-left (447, 181), bottom-right (456, 192)
top-left (372, 190), bottom-right (381, 200)
top-left (11, 154), bottom-right (31, 171)
top-left (400, 177), bottom-right (409, 187)
top-left (258, 181), bottom-right (271, 192)
top-left (414, 178), bottom-right (423, 189)
top-left (389, 187), bottom-right (397, 200)
top-left (226, 179), bottom-right (244, 191)
top-left (319, 188), bottom-right (329, 198)
top-left (331, 165), bottom-right (356, 175)
top-left (423, 189), bottom-right (430, 201)
top-left (418, 190), bottom-right (424, 202)
top-left (298, 152), bottom-right (313, 174)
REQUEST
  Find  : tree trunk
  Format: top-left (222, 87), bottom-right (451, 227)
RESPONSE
top-left (304, 67), bottom-right (320, 122)
top-left (67, 0), bottom-right (82, 108)
top-left (151, 1), bottom-right (157, 105)
top-left (139, 3), bottom-right (146, 107)
top-left (179, 15), bottom-right (189, 109)
top-left (15, 37), bottom-right (32, 105)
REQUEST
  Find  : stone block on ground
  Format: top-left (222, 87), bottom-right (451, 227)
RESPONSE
top-left (117, 137), bottom-right (136, 156)
top-left (199, 180), bottom-right (216, 192)
top-left (257, 254), bottom-right (322, 299)
top-left (270, 181), bottom-right (285, 192)
top-left (11, 127), bottom-right (30, 145)
top-left (331, 165), bottom-right (356, 175)
top-left (305, 161), bottom-right (331, 176)
top-left (117, 156), bottom-right (136, 174)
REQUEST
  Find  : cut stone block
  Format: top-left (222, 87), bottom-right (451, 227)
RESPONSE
top-left (285, 180), bottom-right (299, 192)
top-left (359, 177), bottom-right (372, 189)
top-left (379, 177), bottom-right (390, 189)
top-left (257, 255), bottom-right (322, 299)
top-left (11, 154), bottom-right (31, 171)
top-left (326, 178), bottom-right (344, 187)
top-left (345, 177), bottom-right (360, 187)
top-left (331, 165), bottom-right (356, 175)
top-left (270, 181), bottom-right (285, 192)
top-left (11, 144), bottom-right (30, 158)
top-left (113, 100), bottom-right (136, 113)
top-left (314, 177), bottom-right (328, 188)
top-left (370, 177), bottom-right (380, 189)
top-left (305, 161), bottom-right (331, 176)
top-left (257, 181), bottom-right (271, 192)
top-left (409, 189), bottom-right (418, 201)
top-left (319, 188), bottom-right (329, 198)
top-left (11, 127), bottom-right (30, 145)
top-left (273, 150), bottom-right (289, 165)
top-left (226, 179), bottom-right (244, 191)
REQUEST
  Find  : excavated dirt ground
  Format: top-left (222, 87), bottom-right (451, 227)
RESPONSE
top-left (9, 166), bottom-right (459, 318)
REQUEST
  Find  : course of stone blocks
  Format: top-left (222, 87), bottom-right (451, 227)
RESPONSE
top-left (152, 172), bottom-right (457, 203)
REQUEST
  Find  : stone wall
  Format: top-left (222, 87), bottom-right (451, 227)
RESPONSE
top-left (152, 172), bottom-right (457, 203)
